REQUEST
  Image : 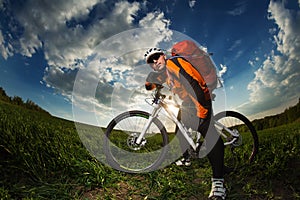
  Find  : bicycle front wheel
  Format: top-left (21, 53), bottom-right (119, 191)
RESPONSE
top-left (214, 111), bottom-right (259, 171)
top-left (104, 110), bottom-right (169, 173)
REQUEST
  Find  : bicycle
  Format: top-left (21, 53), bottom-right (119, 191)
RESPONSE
top-left (104, 85), bottom-right (259, 173)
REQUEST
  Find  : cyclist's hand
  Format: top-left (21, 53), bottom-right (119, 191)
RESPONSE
top-left (145, 82), bottom-right (164, 91)
top-left (145, 82), bottom-right (156, 90)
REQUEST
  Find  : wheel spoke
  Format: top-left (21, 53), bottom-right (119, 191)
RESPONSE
top-left (214, 111), bottom-right (259, 171)
top-left (104, 111), bottom-right (168, 173)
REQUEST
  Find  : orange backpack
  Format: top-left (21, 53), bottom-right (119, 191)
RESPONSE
top-left (171, 40), bottom-right (218, 91)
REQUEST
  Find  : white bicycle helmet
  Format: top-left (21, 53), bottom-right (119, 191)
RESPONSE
top-left (144, 48), bottom-right (164, 63)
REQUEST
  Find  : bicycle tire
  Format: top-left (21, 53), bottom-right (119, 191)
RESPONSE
top-left (104, 110), bottom-right (169, 173)
top-left (214, 111), bottom-right (259, 171)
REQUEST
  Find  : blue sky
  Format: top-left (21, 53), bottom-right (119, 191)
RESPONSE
top-left (0, 0), bottom-right (299, 126)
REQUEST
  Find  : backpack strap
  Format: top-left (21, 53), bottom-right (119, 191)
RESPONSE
top-left (169, 56), bottom-right (210, 96)
top-left (169, 57), bottom-right (208, 90)
top-left (169, 55), bottom-right (190, 66)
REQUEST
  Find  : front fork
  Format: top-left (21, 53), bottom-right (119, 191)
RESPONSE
top-left (135, 104), bottom-right (162, 145)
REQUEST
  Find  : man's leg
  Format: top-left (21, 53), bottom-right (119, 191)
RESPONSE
top-left (174, 107), bottom-right (192, 166)
top-left (197, 113), bottom-right (225, 176)
top-left (199, 117), bottom-right (226, 199)
top-left (175, 102), bottom-right (194, 166)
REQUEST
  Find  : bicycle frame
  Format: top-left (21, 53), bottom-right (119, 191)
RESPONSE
top-left (135, 88), bottom-right (240, 151)
top-left (104, 84), bottom-right (259, 174)
top-left (136, 93), bottom-right (197, 151)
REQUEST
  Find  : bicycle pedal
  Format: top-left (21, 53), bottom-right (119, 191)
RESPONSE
top-left (141, 138), bottom-right (147, 146)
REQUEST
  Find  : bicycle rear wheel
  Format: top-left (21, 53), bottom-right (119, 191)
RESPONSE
top-left (104, 110), bottom-right (169, 173)
top-left (214, 111), bottom-right (259, 171)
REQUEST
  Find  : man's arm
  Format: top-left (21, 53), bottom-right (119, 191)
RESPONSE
top-left (145, 71), bottom-right (166, 90)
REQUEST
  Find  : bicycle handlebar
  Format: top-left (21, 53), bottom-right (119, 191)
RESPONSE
top-left (152, 84), bottom-right (166, 104)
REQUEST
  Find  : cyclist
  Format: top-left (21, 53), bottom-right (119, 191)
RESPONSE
top-left (144, 47), bottom-right (226, 200)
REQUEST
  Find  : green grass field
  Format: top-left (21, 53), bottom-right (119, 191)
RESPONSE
top-left (0, 100), bottom-right (299, 199)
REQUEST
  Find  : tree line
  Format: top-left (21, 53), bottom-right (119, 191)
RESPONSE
top-left (0, 87), bottom-right (50, 115)
top-left (1, 86), bottom-right (299, 130)
top-left (252, 98), bottom-right (300, 131)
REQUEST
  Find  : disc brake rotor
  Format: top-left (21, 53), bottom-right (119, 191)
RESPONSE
top-left (127, 133), bottom-right (146, 150)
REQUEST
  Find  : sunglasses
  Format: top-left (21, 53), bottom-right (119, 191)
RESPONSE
top-left (147, 53), bottom-right (163, 63)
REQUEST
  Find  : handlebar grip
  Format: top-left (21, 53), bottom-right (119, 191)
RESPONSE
top-left (156, 84), bottom-right (164, 89)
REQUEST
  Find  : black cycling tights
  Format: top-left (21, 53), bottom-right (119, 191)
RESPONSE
top-left (177, 103), bottom-right (225, 178)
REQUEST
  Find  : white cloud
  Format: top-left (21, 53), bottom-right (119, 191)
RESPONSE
top-left (0, 0), bottom-right (228, 126)
top-left (248, 60), bottom-right (254, 67)
top-left (1, 0), bottom-right (101, 63)
top-left (0, 0), bottom-right (175, 126)
top-left (237, 0), bottom-right (300, 116)
top-left (1, 0), bottom-right (148, 68)
top-left (228, 39), bottom-right (242, 51)
top-left (248, 57), bottom-right (260, 67)
top-left (0, 31), bottom-right (10, 59)
top-left (227, 1), bottom-right (247, 16)
top-left (71, 26), bottom-right (174, 126)
top-left (139, 11), bottom-right (171, 37)
top-left (188, 0), bottom-right (196, 8)
top-left (228, 39), bottom-right (244, 60)
top-left (219, 63), bottom-right (227, 77)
